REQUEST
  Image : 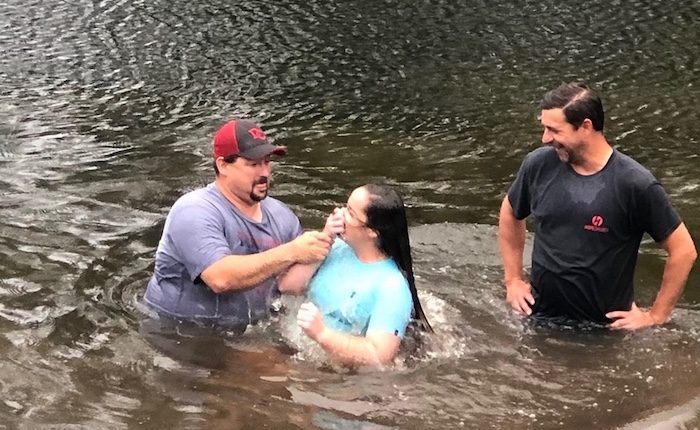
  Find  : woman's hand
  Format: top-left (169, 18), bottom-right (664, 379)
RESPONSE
top-left (297, 302), bottom-right (326, 341)
top-left (323, 207), bottom-right (345, 238)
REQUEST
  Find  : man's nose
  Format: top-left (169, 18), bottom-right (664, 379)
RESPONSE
top-left (541, 129), bottom-right (552, 144)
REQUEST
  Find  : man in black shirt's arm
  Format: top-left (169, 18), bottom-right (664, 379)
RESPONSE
top-left (498, 82), bottom-right (697, 330)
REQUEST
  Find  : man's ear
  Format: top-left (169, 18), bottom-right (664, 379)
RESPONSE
top-left (580, 118), bottom-right (595, 133)
top-left (215, 157), bottom-right (228, 174)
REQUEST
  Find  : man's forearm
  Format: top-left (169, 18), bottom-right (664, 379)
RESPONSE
top-left (650, 224), bottom-right (697, 323)
top-left (202, 242), bottom-right (299, 293)
top-left (498, 198), bottom-right (527, 283)
top-left (650, 252), bottom-right (697, 322)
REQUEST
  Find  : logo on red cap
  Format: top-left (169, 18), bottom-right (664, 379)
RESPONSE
top-left (248, 128), bottom-right (266, 140)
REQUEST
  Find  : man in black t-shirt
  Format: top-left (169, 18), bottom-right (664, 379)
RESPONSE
top-left (498, 82), bottom-right (697, 329)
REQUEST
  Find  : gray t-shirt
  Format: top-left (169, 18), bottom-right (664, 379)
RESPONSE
top-left (144, 183), bottom-right (302, 326)
top-left (508, 147), bottom-right (681, 323)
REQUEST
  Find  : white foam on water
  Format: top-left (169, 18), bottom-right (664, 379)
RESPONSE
top-left (278, 295), bottom-right (333, 365)
top-left (619, 393), bottom-right (700, 430)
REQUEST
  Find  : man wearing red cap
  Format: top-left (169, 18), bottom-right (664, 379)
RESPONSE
top-left (144, 119), bottom-right (333, 329)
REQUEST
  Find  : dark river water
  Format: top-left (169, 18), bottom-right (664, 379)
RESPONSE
top-left (1, 0), bottom-right (699, 428)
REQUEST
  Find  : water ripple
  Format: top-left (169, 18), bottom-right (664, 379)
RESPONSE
top-left (1, 0), bottom-right (699, 428)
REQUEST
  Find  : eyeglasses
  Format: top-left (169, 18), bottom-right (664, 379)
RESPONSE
top-left (344, 204), bottom-right (369, 227)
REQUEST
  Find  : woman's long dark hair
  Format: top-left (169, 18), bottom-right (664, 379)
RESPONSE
top-left (363, 184), bottom-right (433, 333)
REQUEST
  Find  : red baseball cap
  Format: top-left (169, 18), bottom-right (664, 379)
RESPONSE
top-left (213, 119), bottom-right (287, 160)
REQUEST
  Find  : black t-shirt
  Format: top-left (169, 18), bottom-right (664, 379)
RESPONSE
top-left (508, 147), bottom-right (681, 323)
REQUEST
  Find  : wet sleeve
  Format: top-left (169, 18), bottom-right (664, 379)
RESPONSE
top-left (366, 276), bottom-right (413, 338)
top-left (638, 182), bottom-right (682, 242)
top-left (291, 218), bottom-right (303, 240)
top-left (167, 204), bottom-right (231, 282)
top-left (507, 155), bottom-right (532, 220)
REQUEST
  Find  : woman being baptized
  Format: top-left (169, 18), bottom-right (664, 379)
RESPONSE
top-left (278, 184), bottom-right (432, 366)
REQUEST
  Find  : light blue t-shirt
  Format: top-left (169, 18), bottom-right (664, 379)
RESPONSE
top-left (144, 183), bottom-right (302, 326)
top-left (308, 239), bottom-right (413, 338)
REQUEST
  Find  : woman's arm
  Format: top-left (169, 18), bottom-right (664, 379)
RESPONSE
top-left (277, 208), bottom-right (345, 295)
top-left (277, 262), bottom-right (323, 295)
top-left (297, 302), bottom-right (401, 366)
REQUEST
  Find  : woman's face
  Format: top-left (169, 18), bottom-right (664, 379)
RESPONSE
top-left (341, 187), bottom-right (373, 246)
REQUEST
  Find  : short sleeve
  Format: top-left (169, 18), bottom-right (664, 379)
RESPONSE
top-left (291, 221), bottom-right (303, 240)
top-left (637, 183), bottom-right (682, 242)
top-left (507, 155), bottom-right (532, 220)
top-left (166, 203), bottom-right (231, 282)
top-left (366, 276), bottom-right (412, 338)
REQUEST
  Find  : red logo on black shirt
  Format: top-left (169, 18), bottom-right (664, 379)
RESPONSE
top-left (584, 215), bottom-right (609, 233)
